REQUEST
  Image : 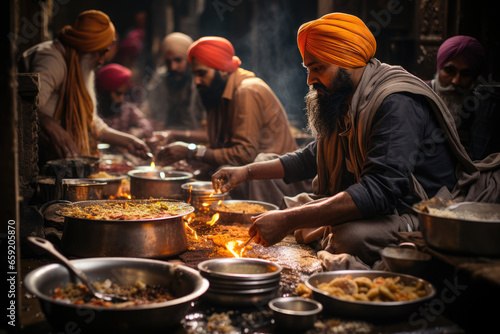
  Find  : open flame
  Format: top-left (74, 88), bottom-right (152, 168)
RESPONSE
top-left (226, 240), bottom-right (244, 258)
top-left (150, 159), bottom-right (155, 170)
top-left (184, 214), bottom-right (198, 240)
top-left (206, 213), bottom-right (219, 226)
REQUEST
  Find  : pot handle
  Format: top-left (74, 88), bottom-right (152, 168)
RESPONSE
top-left (398, 242), bottom-right (417, 250)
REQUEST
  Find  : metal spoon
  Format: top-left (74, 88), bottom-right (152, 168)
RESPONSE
top-left (28, 236), bottom-right (128, 303)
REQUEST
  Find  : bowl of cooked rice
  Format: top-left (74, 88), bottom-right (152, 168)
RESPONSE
top-left (209, 200), bottom-right (278, 225)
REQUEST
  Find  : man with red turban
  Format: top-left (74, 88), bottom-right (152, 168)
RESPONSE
top-left (19, 10), bottom-right (150, 165)
top-left (96, 63), bottom-right (153, 140)
top-left (426, 35), bottom-right (499, 160)
top-left (212, 13), bottom-right (500, 269)
top-left (157, 36), bottom-right (311, 205)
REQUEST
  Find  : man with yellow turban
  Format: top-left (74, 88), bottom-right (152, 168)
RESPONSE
top-left (212, 13), bottom-right (500, 269)
top-left (156, 36), bottom-right (311, 206)
top-left (20, 10), bottom-right (150, 165)
top-left (142, 32), bottom-right (206, 133)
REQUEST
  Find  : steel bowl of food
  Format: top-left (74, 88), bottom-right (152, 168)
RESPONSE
top-left (305, 270), bottom-right (436, 321)
top-left (23, 257), bottom-right (209, 333)
top-left (85, 171), bottom-right (128, 198)
top-left (58, 199), bottom-right (194, 258)
top-left (209, 200), bottom-right (278, 225)
top-left (269, 297), bottom-right (323, 331)
top-left (181, 181), bottom-right (226, 213)
top-left (413, 198), bottom-right (500, 256)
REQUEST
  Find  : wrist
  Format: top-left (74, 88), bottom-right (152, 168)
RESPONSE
top-left (195, 145), bottom-right (206, 160)
top-left (187, 143), bottom-right (197, 159)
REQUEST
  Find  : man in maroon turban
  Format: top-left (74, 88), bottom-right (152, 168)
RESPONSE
top-left (96, 63), bottom-right (153, 140)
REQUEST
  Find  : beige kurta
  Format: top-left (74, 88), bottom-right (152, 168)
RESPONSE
top-left (205, 68), bottom-right (298, 166)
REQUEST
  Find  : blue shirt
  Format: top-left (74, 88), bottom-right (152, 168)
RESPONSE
top-left (279, 92), bottom-right (457, 218)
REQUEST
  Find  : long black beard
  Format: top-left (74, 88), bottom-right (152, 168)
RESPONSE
top-left (166, 66), bottom-right (191, 90)
top-left (305, 68), bottom-right (353, 139)
top-left (197, 71), bottom-right (226, 110)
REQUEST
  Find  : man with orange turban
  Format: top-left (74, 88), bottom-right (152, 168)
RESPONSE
top-left (156, 36), bottom-right (311, 206)
top-left (20, 10), bottom-right (149, 165)
top-left (212, 13), bottom-right (500, 269)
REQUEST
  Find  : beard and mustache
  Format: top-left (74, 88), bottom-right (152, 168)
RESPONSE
top-left (197, 70), bottom-right (227, 110)
top-left (166, 65), bottom-right (192, 90)
top-left (434, 75), bottom-right (474, 123)
top-left (305, 68), bottom-right (354, 139)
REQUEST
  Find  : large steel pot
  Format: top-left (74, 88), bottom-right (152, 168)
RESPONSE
top-left (60, 199), bottom-right (194, 258)
top-left (23, 257), bottom-right (209, 333)
top-left (38, 176), bottom-right (106, 202)
top-left (128, 170), bottom-right (193, 199)
top-left (414, 199), bottom-right (500, 256)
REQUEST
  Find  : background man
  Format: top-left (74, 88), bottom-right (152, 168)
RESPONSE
top-left (143, 32), bottom-right (206, 132)
top-left (19, 10), bottom-right (149, 165)
top-left (213, 13), bottom-right (499, 269)
top-left (96, 63), bottom-right (154, 140)
top-left (157, 36), bottom-right (310, 205)
top-left (426, 35), bottom-right (499, 160)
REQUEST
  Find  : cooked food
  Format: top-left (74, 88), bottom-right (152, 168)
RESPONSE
top-left (216, 202), bottom-right (268, 214)
top-left (315, 275), bottom-right (427, 302)
top-left (52, 279), bottom-right (175, 307)
top-left (88, 171), bottom-right (116, 179)
top-left (59, 201), bottom-right (192, 220)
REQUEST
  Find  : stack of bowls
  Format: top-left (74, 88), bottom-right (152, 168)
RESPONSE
top-left (197, 258), bottom-right (282, 306)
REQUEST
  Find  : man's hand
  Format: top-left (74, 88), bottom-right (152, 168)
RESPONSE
top-left (211, 165), bottom-right (251, 193)
top-left (248, 210), bottom-right (292, 247)
top-left (38, 112), bottom-right (78, 158)
top-left (124, 135), bottom-right (150, 160)
top-left (156, 141), bottom-right (190, 165)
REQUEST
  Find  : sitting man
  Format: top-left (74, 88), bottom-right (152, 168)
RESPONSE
top-left (142, 32), bottom-right (206, 132)
top-left (426, 35), bottom-right (499, 160)
top-left (19, 10), bottom-right (150, 165)
top-left (157, 36), bottom-right (311, 205)
top-left (212, 13), bottom-right (500, 269)
top-left (96, 63), bottom-right (154, 140)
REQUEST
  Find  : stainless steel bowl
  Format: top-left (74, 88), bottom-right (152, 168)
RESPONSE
top-left (305, 270), bottom-right (436, 320)
top-left (198, 258), bottom-right (282, 306)
top-left (38, 177), bottom-right (106, 202)
top-left (269, 297), bottom-right (322, 331)
top-left (23, 257), bottom-right (209, 333)
top-left (209, 200), bottom-right (278, 225)
top-left (198, 258), bottom-right (282, 281)
top-left (414, 199), bottom-right (500, 256)
top-left (128, 170), bottom-right (193, 200)
top-left (380, 243), bottom-right (431, 277)
top-left (84, 173), bottom-right (128, 198)
top-left (181, 181), bottom-right (226, 213)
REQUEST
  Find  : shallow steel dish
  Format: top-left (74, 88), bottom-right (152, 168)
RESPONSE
top-left (210, 200), bottom-right (278, 225)
top-left (23, 257), bottom-right (209, 333)
top-left (305, 270), bottom-right (436, 320)
top-left (413, 199), bottom-right (500, 256)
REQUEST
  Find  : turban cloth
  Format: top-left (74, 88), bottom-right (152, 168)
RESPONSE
top-left (55, 10), bottom-right (115, 156)
top-left (297, 13), bottom-right (376, 69)
top-left (187, 36), bottom-right (241, 72)
top-left (117, 29), bottom-right (145, 59)
top-left (58, 10), bottom-right (115, 53)
top-left (437, 35), bottom-right (486, 77)
top-left (96, 63), bottom-right (131, 92)
top-left (161, 32), bottom-right (193, 58)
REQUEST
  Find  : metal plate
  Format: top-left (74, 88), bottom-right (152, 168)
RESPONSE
top-left (209, 200), bottom-right (278, 225)
top-left (305, 270), bottom-right (436, 320)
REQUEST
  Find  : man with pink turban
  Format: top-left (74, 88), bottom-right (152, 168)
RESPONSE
top-left (426, 35), bottom-right (499, 160)
top-left (19, 10), bottom-right (149, 165)
top-left (96, 63), bottom-right (153, 140)
top-left (157, 36), bottom-right (311, 206)
top-left (212, 13), bottom-right (500, 270)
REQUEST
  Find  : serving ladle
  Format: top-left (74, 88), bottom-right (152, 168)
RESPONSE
top-left (28, 236), bottom-right (128, 303)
